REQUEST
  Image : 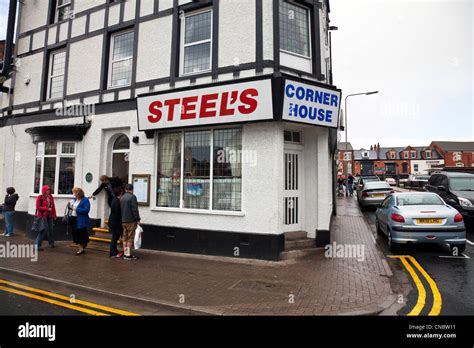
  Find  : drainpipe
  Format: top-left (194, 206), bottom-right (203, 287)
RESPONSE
top-left (1, 0), bottom-right (18, 84)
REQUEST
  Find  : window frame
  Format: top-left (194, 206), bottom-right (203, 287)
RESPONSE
top-left (179, 8), bottom-right (214, 77)
top-left (279, 0), bottom-right (312, 60)
top-left (55, 0), bottom-right (72, 23)
top-left (46, 49), bottom-right (67, 101)
top-left (155, 126), bottom-right (243, 214)
top-left (411, 151), bottom-right (416, 159)
top-left (108, 29), bottom-right (135, 89)
top-left (34, 141), bottom-right (77, 196)
top-left (425, 150), bottom-right (432, 159)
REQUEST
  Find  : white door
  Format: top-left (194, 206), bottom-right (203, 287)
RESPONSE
top-left (283, 150), bottom-right (303, 232)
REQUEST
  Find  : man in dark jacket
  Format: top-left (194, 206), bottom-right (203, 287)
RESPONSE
top-left (89, 175), bottom-right (124, 207)
top-left (120, 184), bottom-right (141, 261)
top-left (1, 187), bottom-right (19, 237)
top-left (109, 186), bottom-right (124, 258)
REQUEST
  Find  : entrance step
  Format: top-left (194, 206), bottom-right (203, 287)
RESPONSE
top-left (284, 231), bottom-right (308, 241)
top-left (285, 238), bottom-right (315, 251)
top-left (279, 248), bottom-right (322, 261)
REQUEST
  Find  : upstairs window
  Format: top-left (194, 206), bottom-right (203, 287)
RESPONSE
top-left (56, 0), bottom-right (72, 22)
top-left (425, 150), bottom-right (432, 159)
top-left (279, 0), bottom-right (310, 57)
top-left (389, 152), bottom-right (396, 159)
top-left (411, 151), bottom-right (416, 158)
top-left (47, 50), bottom-right (66, 100)
top-left (109, 30), bottom-right (134, 88)
top-left (403, 151), bottom-right (409, 159)
top-left (180, 9), bottom-right (213, 75)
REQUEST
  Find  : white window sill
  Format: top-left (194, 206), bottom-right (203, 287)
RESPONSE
top-left (280, 49), bottom-right (312, 60)
top-left (151, 207), bottom-right (244, 217)
top-left (30, 194), bottom-right (75, 199)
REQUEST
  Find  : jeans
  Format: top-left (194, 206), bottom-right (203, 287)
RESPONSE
top-left (348, 184), bottom-right (354, 196)
top-left (3, 211), bottom-right (14, 236)
top-left (34, 218), bottom-right (55, 247)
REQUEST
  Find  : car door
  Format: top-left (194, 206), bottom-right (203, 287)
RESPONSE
top-left (437, 175), bottom-right (450, 202)
top-left (377, 196), bottom-right (391, 232)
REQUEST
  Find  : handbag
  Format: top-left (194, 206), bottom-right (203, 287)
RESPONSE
top-left (62, 203), bottom-right (72, 226)
top-left (32, 195), bottom-right (48, 233)
top-left (31, 215), bottom-right (47, 233)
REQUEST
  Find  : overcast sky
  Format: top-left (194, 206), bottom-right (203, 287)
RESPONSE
top-left (331, 0), bottom-right (473, 149)
top-left (0, 0), bottom-right (472, 150)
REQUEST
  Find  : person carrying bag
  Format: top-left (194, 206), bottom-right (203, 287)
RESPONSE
top-left (33, 185), bottom-right (57, 251)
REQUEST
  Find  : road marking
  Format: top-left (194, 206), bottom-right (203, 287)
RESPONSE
top-left (370, 233), bottom-right (376, 244)
top-left (0, 279), bottom-right (139, 316)
top-left (0, 285), bottom-right (109, 316)
top-left (467, 240), bottom-right (474, 246)
top-left (408, 256), bottom-right (442, 316)
top-left (396, 257), bottom-right (427, 316)
top-left (439, 254), bottom-right (470, 259)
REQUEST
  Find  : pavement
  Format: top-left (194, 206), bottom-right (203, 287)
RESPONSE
top-left (0, 199), bottom-right (397, 316)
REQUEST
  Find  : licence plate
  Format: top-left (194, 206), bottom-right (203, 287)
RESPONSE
top-left (371, 193), bottom-right (385, 198)
top-left (416, 218), bottom-right (442, 224)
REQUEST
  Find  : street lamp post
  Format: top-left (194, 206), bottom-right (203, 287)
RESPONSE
top-left (344, 91), bottom-right (379, 196)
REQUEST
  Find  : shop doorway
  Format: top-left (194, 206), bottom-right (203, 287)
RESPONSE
top-left (283, 150), bottom-right (303, 232)
top-left (112, 134), bottom-right (130, 185)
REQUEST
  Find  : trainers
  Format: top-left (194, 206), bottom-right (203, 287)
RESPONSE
top-left (123, 255), bottom-right (138, 261)
top-left (117, 251), bottom-right (124, 258)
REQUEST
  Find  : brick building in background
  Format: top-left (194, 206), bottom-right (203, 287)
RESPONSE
top-left (431, 141), bottom-right (474, 168)
top-left (337, 142), bottom-right (354, 177)
top-left (0, 40), bottom-right (5, 62)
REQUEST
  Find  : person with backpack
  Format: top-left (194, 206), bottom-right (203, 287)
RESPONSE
top-left (109, 186), bottom-right (124, 258)
top-left (34, 185), bottom-right (57, 250)
top-left (69, 187), bottom-right (91, 256)
top-left (1, 187), bottom-right (19, 237)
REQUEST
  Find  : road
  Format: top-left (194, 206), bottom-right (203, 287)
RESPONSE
top-left (362, 204), bottom-right (474, 315)
top-left (0, 272), bottom-right (178, 316)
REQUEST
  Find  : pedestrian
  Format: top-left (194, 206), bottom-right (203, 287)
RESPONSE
top-left (34, 185), bottom-right (57, 250)
top-left (69, 187), bottom-right (91, 256)
top-left (109, 186), bottom-right (124, 258)
top-left (1, 187), bottom-right (19, 237)
top-left (120, 184), bottom-right (140, 261)
top-left (89, 175), bottom-right (123, 207)
top-left (348, 174), bottom-right (355, 197)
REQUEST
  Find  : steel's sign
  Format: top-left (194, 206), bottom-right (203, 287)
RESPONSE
top-left (282, 80), bottom-right (341, 128)
top-left (137, 79), bottom-right (273, 131)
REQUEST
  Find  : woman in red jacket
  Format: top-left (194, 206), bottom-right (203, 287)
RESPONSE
top-left (34, 185), bottom-right (57, 250)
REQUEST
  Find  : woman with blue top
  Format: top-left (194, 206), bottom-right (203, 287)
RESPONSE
top-left (69, 187), bottom-right (91, 256)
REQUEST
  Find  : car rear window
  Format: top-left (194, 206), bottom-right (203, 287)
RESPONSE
top-left (396, 194), bottom-right (443, 206)
top-left (364, 182), bottom-right (391, 190)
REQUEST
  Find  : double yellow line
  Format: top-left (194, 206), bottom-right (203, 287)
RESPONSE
top-left (0, 279), bottom-right (139, 316)
top-left (389, 256), bottom-right (442, 316)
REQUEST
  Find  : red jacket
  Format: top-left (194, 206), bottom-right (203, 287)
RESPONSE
top-left (36, 185), bottom-right (57, 220)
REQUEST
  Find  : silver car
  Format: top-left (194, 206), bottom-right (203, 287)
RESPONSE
top-left (375, 192), bottom-right (466, 253)
top-left (357, 181), bottom-right (393, 210)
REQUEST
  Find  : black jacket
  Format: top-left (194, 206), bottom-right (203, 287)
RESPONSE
top-left (108, 197), bottom-right (123, 232)
top-left (92, 177), bottom-right (123, 207)
top-left (3, 193), bottom-right (19, 211)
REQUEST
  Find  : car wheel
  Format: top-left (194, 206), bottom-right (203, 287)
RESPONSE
top-left (388, 230), bottom-right (398, 252)
top-left (450, 244), bottom-right (466, 255)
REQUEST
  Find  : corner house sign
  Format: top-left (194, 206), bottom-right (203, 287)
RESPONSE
top-left (282, 80), bottom-right (341, 128)
top-left (137, 79), bottom-right (273, 131)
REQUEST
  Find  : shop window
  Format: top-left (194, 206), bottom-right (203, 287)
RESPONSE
top-left (108, 30), bottom-right (134, 88)
top-left (34, 141), bottom-right (76, 195)
top-left (279, 0), bottom-right (310, 57)
top-left (47, 50), bottom-right (67, 100)
top-left (157, 128), bottom-right (242, 212)
top-left (180, 9), bottom-right (213, 75)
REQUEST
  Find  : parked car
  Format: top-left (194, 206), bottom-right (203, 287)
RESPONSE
top-left (376, 192), bottom-right (466, 253)
top-left (385, 177), bottom-right (397, 186)
top-left (405, 175), bottom-right (430, 191)
top-left (356, 175), bottom-right (380, 193)
top-left (425, 172), bottom-right (474, 231)
top-left (357, 181), bottom-right (392, 210)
